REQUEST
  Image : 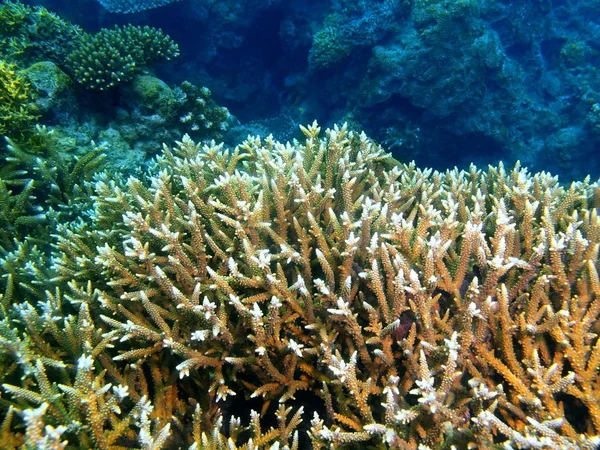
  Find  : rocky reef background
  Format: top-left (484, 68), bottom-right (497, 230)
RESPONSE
top-left (20, 0), bottom-right (600, 181)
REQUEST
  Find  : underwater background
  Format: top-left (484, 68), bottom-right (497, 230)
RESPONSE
top-left (2, 0), bottom-right (600, 449)
top-left (4, 0), bottom-right (600, 180)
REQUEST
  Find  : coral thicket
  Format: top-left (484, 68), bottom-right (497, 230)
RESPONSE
top-left (1, 123), bottom-right (599, 449)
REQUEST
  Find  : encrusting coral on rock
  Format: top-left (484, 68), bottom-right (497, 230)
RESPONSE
top-left (1, 122), bottom-right (600, 449)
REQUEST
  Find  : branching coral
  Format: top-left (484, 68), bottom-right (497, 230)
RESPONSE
top-left (0, 0), bottom-right (28, 34)
top-left (1, 128), bottom-right (106, 211)
top-left (0, 2), bottom-right (180, 92)
top-left (0, 128), bottom-right (106, 302)
top-left (66, 25), bottom-right (180, 90)
top-left (0, 1), bottom-right (82, 65)
top-left (0, 290), bottom-right (173, 449)
top-left (0, 60), bottom-right (39, 140)
top-left (1, 124), bottom-right (600, 448)
top-left (175, 82), bottom-right (231, 141)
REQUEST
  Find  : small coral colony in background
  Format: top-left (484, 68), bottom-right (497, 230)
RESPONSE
top-left (1, 1), bottom-right (600, 449)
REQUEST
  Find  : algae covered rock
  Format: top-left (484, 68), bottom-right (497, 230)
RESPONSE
top-left (22, 61), bottom-right (75, 120)
top-left (96, 127), bottom-right (146, 170)
top-left (122, 74), bottom-right (177, 118)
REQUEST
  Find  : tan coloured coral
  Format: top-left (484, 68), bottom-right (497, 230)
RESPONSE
top-left (2, 123), bottom-right (600, 449)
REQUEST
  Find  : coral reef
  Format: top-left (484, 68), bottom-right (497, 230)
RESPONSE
top-left (361, 0), bottom-right (496, 118)
top-left (174, 81), bottom-right (231, 141)
top-left (0, 0), bottom-right (28, 34)
top-left (1, 2), bottom-right (600, 449)
top-left (95, 0), bottom-right (185, 14)
top-left (106, 76), bottom-right (234, 160)
top-left (308, 1), bottom-right (405, 71)
top-left (0, 60), bottom-right (39, 141)
top-left (309, 25), bottom-right (353, 71)
top-left (0, 1), bottom-right (228, 176)
top-left (0, 127), bottom-right (106, 251)
top-left (118, 76), bottom-right (232, 141)
top-left (66, 25), bottom-right (180, 90)
top-left (1, 123), bottom-right (599, 448)
top-left (127, 0), bottom-right (600, 179)
top-left (124, 75), bottom-right (178, 119)
top-left (0, 0), bottom-right (82, 66)
top-left (0, 2), bottom-right (180, 92)
top-left (22, 61), bottom-right (75, 120)
top-left (355, 0), bottom-right (534, 167)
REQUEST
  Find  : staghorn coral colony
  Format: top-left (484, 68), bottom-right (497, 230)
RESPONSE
top-left (1, 121), bottom-right (600, 449)
top-left (0, 1), bottom-right (600, 450)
